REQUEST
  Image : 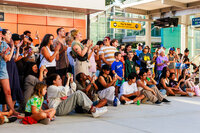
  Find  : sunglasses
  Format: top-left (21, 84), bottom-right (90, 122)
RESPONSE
top-left (103, 39), bottom-right (108, 41)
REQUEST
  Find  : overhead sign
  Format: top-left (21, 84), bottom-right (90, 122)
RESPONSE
top-left (0, 12), bottom-right (4, 21)
top-left (110, 21), bottom-right (141, 30)
top-left (192, 17), bottom-right (200, 26)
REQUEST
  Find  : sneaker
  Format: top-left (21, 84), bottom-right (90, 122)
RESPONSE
top-left (117, 98), bottom-right (121, 106)
top-left (51, 116), bottom-right (56, 121)
top-left (188, 92), bottom-right (195, 97)
top-left (162, 98), bottom-right (171, 104)
top-left (125, 100), bottom-right (134, 105)
top-left (40, 118), bottom-right (50, 125)
top-left (92, 107), bottom-right (108, 118)
top-left (154, 100), bottom-right (162, 105)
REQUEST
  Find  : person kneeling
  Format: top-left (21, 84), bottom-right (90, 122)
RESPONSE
top-left (119, 72), bottom-right (145, 105)
top-left (25, 83), bottom-right (56, 125)
top-left (47, 74), bottom-right (107, 118)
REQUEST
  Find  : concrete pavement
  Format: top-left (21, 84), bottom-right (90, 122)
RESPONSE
top-left (1, 96), bottom-right (200, 133)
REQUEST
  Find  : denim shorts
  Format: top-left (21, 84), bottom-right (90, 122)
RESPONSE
top-left (175, 63), bottom-right (181, 69)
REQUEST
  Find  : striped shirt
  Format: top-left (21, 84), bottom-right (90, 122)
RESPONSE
top-left (99, 46), bottom-right (117, 66)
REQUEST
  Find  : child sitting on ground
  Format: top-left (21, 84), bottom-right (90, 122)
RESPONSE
top-left (25, 82), bottom-right (56, 125)
top-left (119, 72), bottom-right (145, 104)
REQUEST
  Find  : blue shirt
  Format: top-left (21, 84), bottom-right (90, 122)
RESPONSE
top-left (135, 49), bottom-right (142, 66)
top-left (111, 61), bottom-right (123, 78)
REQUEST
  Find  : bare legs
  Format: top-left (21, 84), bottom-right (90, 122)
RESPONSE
top-left (31, 108), bottom-right (56, 121)
top-left (0, 79), bottom-right (18, 115)
top-left (120, 94), bottom-right (145, 103)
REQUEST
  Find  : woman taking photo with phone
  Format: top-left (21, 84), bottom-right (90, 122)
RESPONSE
top-left (39, 34), bottom-right (61, 77)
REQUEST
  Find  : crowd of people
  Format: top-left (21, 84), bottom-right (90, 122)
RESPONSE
top-left (0, 26), bottom-right (200, 125)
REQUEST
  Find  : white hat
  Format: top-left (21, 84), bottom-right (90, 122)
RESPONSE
top-left (158, 49), bottom-right (164, 55)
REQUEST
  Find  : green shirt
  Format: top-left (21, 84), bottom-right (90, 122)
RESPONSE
top-left (25, 95), bottom-right (44, 113)
top-left (125, 59), bottom-right (136, 78)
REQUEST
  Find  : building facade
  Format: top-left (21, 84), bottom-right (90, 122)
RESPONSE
top-left (0, 0), bottom-right (105, 43)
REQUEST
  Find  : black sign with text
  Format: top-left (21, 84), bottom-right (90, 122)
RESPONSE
top-left (0, 12), bottom-right (4, 21)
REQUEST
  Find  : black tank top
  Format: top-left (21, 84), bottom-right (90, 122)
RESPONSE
top-left (96, 75), bottom-right (111, 91)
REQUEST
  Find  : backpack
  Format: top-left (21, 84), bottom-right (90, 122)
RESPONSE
top-left (70, 51), bottom-right (88, 61)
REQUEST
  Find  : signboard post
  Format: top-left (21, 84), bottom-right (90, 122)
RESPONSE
top-left (110, 21), bottom-right (141, 30)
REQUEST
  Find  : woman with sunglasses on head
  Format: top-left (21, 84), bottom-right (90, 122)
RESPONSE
top-left (39, 34), bottom-right (61, 77)
top-left (139, 45), bottom-right (153, 70)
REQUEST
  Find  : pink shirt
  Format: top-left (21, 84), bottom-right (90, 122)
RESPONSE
top-left (89, 51), bottom-right (96, 73)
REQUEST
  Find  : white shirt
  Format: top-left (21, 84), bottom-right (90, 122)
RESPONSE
top-left (67, 47), bottom-right (75, 66)
top-left (40, 46), bottom-right (56, 68)
top-left (119, 82), bottom-right (138, 98)
top-left (47, 82), bottom-right (76, 109)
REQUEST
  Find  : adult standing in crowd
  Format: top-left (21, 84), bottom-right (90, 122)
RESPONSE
top-left (96, 41), bottom-right (104, 76)
top-left (0, 27), bottom-right (18, 115)
top-left (123, 44), bottom-right (132, 61)
top-left (2, 29), bottom-right (24, 111)
top-left (167, 47), bottom-right (176, 73)
top-left (135, 43), bottom-right (143, 66)
top-left (139, 45), bottom-right (153, 70)
top-left (99, 36), bottom-right (117, 67)
top-left (175, 48), bottom-right (182, 80)
top-left (66, 36), bottom-right (75, 75)
top-left (156, 49), bottom-right (169, 79)
top-left (39, 34), bottom-right (60, 77)
top-left (54, 27), bottom-right (69, 84)
top-left (110, 39), bottom-right (118, 49)
top-left (71, 29), bottom-right (92, 77)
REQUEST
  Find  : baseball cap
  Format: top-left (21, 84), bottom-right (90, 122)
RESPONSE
top-left (138, 43), bottom-right (143, 46)
top-left (169, 47), bottom-right (175, 51)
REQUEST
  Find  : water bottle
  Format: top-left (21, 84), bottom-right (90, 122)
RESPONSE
top-left (113, 97), bottom-right (118, 107)
top-left (137, 100), bottom-right (140, 106)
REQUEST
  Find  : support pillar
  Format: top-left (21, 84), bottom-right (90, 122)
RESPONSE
top-left (145, 15), bottom-right (151, 47)
top-left (181, 15), bottom-right (189, 54)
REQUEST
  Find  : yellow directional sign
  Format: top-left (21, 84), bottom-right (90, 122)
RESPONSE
top-left (110, 21), bottom-right (141, 30)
